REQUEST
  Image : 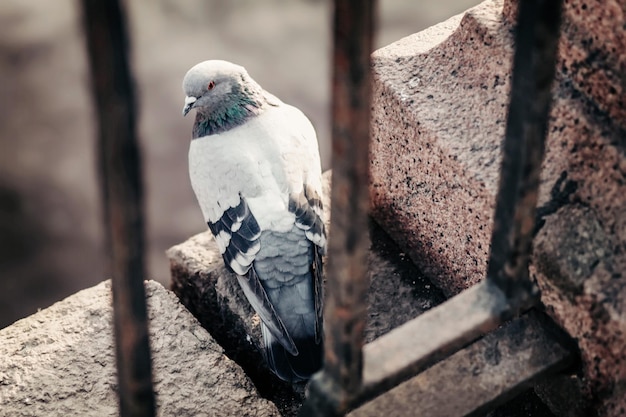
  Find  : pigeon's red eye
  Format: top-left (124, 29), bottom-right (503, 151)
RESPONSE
top-left (208, 81), bottom-right (216, 90)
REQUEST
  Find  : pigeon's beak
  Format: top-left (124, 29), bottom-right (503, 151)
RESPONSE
top-left (182, 96), bottom-right (197, 116)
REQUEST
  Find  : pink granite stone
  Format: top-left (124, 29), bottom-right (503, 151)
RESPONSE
top-left (369, 0), bottom-right (626, 415)
top-left (370, 0), bottom-right (510, 295)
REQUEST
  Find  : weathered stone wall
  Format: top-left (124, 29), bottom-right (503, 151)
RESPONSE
top-left (369, 0), bottom-right (626, 415)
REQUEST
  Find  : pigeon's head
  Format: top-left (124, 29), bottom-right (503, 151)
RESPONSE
top-left (182, 60), bottom-right (262, 117)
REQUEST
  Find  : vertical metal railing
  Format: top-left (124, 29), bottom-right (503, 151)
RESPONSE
top-left (80, 1), bottom-right (156, 417)
top-left (79, 0), bottom-right (565, 414)
top-left (486, 0), bottom-right (563, 302)
top-left (299, 1), bottom-right (376, 416)
top-left (301, 0), bottom-right (564, 415)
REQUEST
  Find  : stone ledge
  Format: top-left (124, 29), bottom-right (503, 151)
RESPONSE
top-left (0, 280), bottom-right (279, 417)
top-left (370, 0), bottom-right (626, 415)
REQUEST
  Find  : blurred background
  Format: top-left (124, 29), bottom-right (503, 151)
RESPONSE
top-left (0, 0), bottom-right (479, 329)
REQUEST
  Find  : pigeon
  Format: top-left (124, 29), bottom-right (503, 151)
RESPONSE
top-left (182, 60), bottom-right (326, 382)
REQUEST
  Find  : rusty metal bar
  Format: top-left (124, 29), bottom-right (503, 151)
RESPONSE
top-left (337, 0), bottom-right (566, 410)
top-left (299, 0), bottom-right (375, 416)
top-left (486, 0), bottom-right (564, 303)
top-left (80, 1), bottom-right (155, 417)
top-left (301, 0), bottom-right (565, 414)
top-left (358, 279), bottom-right (510, 405)
top-left (350, 312), bottom-right (573, 417)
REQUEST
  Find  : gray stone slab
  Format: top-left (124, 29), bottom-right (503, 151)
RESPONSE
top-left (0, 280), bottom-right (279, 417)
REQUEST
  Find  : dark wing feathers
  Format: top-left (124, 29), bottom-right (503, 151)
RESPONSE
top-left (237, 270), bottom-right (298, 356)
top-left (289, 185), bottom-right (327, 343)
top-left (208, 198), bottom-right (261, 273)
top-left (312, 244), bottom-right (324, 343)
top-left (236, 217), bottom-right (261, 240)
top-left (206, 217), bottom-right (225, 237)
top-left (289, 185), bottom-right (326, 251)
top-left (208, 197), bottom-right (296, 354)
top-left (208, 188), bottom-right (326, 360)
top-left (229, 231), bottom-right (253, 254)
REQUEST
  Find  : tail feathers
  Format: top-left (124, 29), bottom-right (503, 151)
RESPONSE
top-left (262, 324), bottom-right (323, 383)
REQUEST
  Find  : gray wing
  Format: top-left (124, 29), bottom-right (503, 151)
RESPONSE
top-left (289, 184), bottom-right (327, 343)
top-left (208, 197), bottom-right (297, 355)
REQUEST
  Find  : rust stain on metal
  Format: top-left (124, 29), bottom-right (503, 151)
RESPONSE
top-left (299, 1), bottom-right (375, 416)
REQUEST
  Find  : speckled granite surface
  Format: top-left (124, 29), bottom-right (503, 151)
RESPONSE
top-left (369, 0), bottom-right (626, 415)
